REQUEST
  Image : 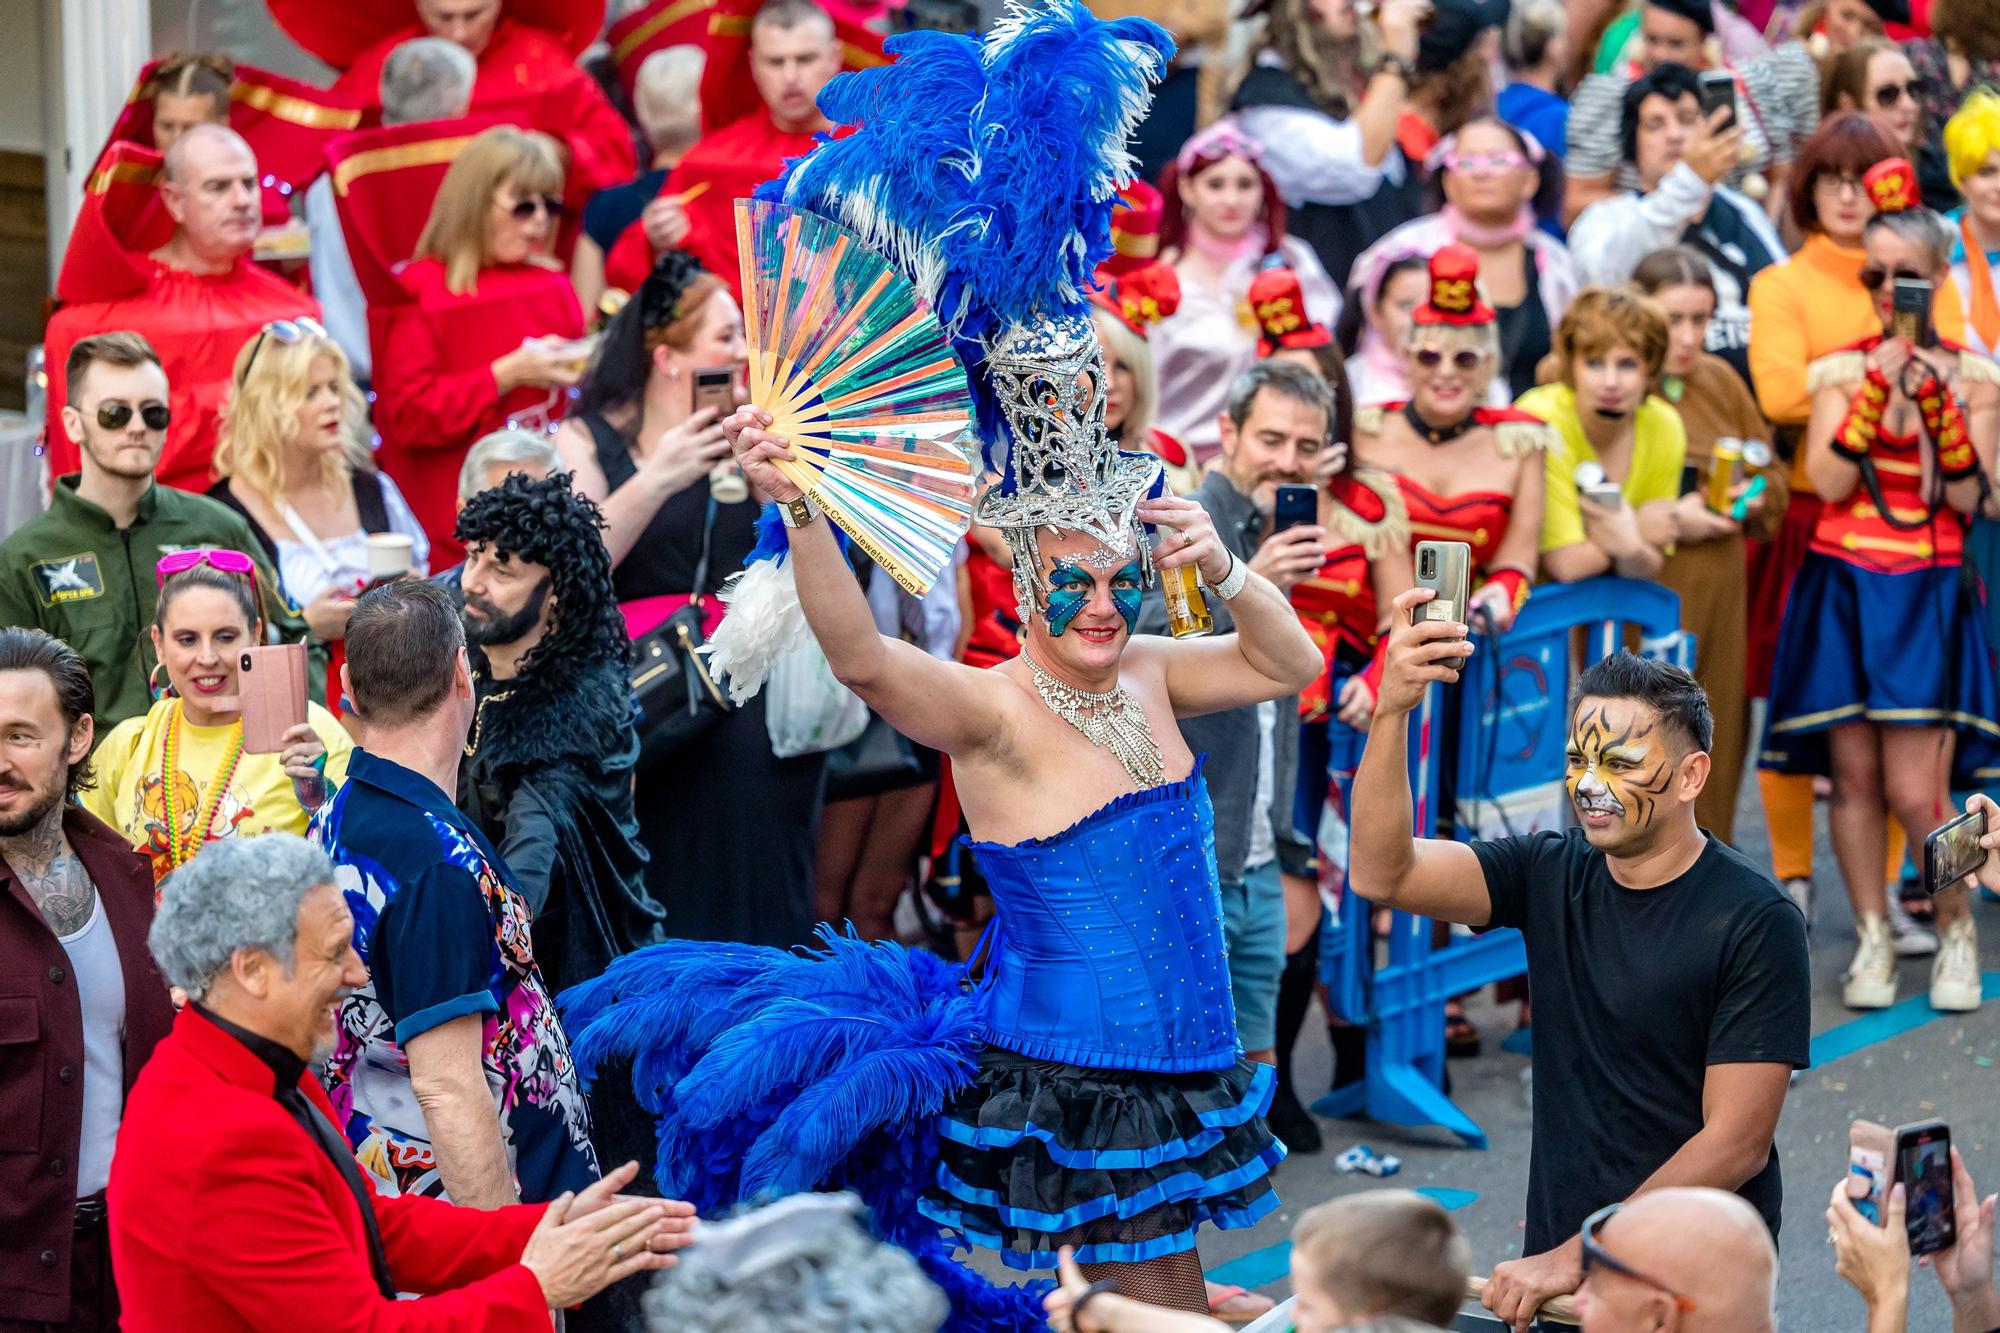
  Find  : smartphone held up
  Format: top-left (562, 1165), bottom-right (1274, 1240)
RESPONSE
top-left (1924, 805), bottom-right (1988, 896)
top-left (1848, 1118), bottom-right (1958, 1257)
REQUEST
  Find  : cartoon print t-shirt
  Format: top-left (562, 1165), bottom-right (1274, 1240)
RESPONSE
top-left (83, 699), bottom-right (354, 882)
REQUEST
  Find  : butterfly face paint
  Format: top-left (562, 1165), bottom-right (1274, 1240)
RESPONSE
top-left (1043, 560), bottom-right (1145, 636)
top-left (1565, 700), bottom-right (1678, 836)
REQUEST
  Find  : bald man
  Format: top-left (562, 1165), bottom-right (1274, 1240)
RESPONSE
top-left (1574, 1189), bottom-right (1777, 1333)
top-left (42, 124), bottom-right (321, 489)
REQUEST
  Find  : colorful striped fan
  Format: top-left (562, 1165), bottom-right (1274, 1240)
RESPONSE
top-left (735, 198), bottom-right (978, 597)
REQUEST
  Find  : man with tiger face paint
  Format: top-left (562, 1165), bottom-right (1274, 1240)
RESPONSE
top-left (1348, 609), bottom-right (1810, 1333)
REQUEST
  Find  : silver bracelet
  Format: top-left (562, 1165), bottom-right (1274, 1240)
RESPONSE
top-left (1211, 554), bottom-right (1249, 600)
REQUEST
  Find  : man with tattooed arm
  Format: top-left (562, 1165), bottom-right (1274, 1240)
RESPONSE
top-left (1349, 594), bottom-right (1809, 1333)
top-left (0, 628), bottom-right (173, 1331)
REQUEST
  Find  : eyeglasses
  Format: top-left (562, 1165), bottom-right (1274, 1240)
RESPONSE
top-left (505, 195), bottom-right (565, 221)
top-left (1872, 78), bottom-right (1929, 109)
top-left (240, 316), bottom-right (331, 385)
top-left (1445, 151), bottom-right (1529, 175)
top-left (1579, 1203), bottom-right (1698, 1315)
top-left (155, 548), bottom-right (257, 588)
top-left (1414, 347), bottom-right (1487, 371)
top-left (95, 401), bottom-right (171, 432)
top-left (1817, 172), bottom-right (1868, 199)
top-left (1859, 263), bottom-right (1927, 290)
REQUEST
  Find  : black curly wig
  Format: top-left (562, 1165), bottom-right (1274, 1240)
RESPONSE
top-left (454, 471), bottom-right (629, 687)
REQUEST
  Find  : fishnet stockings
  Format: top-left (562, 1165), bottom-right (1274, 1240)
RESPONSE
top-left (1079, 1250), bottom-right (1209, 1316)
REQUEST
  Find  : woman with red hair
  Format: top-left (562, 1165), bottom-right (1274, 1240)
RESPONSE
top-left (1150, 118), bottom-right (1339, 463)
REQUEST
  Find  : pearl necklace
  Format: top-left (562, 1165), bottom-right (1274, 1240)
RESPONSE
top-left (1024, 654), bottom-right (1164, 790)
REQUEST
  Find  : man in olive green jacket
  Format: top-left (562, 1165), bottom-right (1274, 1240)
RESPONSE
top-left (0, 332), bottom-right (314, 730)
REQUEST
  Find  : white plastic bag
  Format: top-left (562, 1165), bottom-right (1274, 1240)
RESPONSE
top-left (763, 636), bottom-right (869, 758)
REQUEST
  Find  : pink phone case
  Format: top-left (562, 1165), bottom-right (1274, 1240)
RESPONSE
top-left (238, 644), bottom-right (308, 755)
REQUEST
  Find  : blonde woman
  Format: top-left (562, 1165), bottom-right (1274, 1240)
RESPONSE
top-left (371, 125), bottom-right (586, 562)
top-left (209, 319), bottom-right (429, 632)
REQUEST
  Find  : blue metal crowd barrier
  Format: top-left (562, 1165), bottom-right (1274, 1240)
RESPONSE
top-left (1313, 578), bottom-right (1695, 1148)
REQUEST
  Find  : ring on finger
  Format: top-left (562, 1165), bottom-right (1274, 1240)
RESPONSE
top-left (612, 1241), bottom-right (623, 1261)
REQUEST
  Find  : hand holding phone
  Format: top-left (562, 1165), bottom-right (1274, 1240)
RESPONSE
top-left (1897, 1121), bottom-right (1957, 1256)
top-left (1925, 805), bottom-right (1989, 896)
top-left (237, 644), bottom-right (308, 755)
top-left (1414, 540), bottom-right (1472, 627)
top-left (1892, 278), bottom-right (1936, 350)
top-left (1271, 484), bottom-right (1318, 536)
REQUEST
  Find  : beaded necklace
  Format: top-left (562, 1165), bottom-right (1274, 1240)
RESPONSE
top-left (1024, 652), bottom-right (1163, 790)
top-left (158, 699), bottom-right (246, 869)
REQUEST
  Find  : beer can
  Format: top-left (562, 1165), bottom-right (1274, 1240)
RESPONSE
top-left (1706, 438), bottom-right (1742, 512)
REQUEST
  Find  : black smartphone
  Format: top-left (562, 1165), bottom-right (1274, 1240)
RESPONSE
top-left (692, 366), bottom-right (735, 418)
top-left (1895, 1121), bottom-right (1956, 1256)
top-left (1892, 278), bottom-right (1936, 348)
top-left (1925, 806), bottom-right (1988, 896)
top-left (1272, 484), bottom-right (1318, 536)
top-left (1697, 69), bottom-right (1737, 132)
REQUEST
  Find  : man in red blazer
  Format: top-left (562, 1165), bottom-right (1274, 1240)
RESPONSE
top-left (109, 834), bottom-right (695, 1332)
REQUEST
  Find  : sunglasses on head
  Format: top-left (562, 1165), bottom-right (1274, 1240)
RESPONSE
top-left (1415, 347), bottom-right (1487, 371)
top-left (1872, 78), bottom-right (1928, 109)
top-left (1580, 1203), bottom-right (1698, 1315)
top-left (240, 316), bottom-right (331, 385)
top-left (1859, 264), bottom-right (1926, 290)
top-left (96, 401), bottom-right (171, 432)
top-left (155, 547), bottom-right (257, 588)
top-left (507, 195), bottom-right (565, 221)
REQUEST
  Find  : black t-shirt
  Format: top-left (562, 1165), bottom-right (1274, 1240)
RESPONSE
top-left (1473, 829), bottom-right (1810, 1252)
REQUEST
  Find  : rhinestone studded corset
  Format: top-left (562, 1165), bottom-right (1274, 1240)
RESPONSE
top-left (964, 759), bottom-right (1239, 1073)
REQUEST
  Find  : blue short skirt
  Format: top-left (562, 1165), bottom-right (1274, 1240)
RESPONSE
top-left (1761, 553), bottom-right (2000, 785)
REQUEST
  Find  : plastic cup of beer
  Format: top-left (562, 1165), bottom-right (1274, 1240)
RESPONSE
top-left (709, 461), bottom-right (750, 504)
top-left (1161, 561), bottom-right (1212, 639)
top-left (365, 533), bottom-right (415, 580)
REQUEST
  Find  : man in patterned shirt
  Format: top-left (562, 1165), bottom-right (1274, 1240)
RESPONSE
top-left (1562, 0), bottom-right (1822, 225)
top-left (311, 578), bottom-right (596, 1208)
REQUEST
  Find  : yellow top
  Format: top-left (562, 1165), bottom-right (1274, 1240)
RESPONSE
top-left (82, 699), bottom-right (354, 882)
top-left (1518, 382), bottom-right (1687, 554)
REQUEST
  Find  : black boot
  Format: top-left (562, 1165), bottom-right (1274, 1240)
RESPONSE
top-left (1329, 1021), bottom-right (1368, 1091)
top-left (1269, 928), bottom-right (1324, 1152)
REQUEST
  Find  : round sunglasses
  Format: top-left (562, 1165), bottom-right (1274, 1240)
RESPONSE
top-left (1414, 347), bottom-right (1487, 371)
top-left (505, 194), bottom-right (566, 221)
top-left (95, 401), bottom-right (171, 432)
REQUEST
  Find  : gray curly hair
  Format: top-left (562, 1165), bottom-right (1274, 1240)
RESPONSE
top-left (642, 1194), bottom-right (947, 1333)
top-left (150, 835), bottom-right (337, 1000)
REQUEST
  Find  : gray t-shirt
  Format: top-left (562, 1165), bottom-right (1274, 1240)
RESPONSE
top-left (58, 892), bottom-right (126, 1197)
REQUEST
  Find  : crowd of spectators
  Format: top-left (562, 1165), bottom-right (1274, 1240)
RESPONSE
top-left (7, 0), bottom-right (2000, 1329)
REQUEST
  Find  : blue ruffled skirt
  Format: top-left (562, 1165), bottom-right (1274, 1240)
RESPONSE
top-left (1762, 554), bottom-right (2000, 785)
top-left (918, 1047), bottom-right (1285, 1269)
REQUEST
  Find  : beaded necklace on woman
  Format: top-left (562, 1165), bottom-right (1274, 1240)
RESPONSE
top-left (157, 698), bottom-right (246, 869)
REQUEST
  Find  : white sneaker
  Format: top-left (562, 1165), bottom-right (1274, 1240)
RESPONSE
top-left (1843, 916), bottom-right (1899, 1009)
top-left (1783, 878), bottom-right (1813, 931)
top-left (1930, 917), bottom-right (1982, 1013)
top-left (1886, 895), bottom-right (1939, 957)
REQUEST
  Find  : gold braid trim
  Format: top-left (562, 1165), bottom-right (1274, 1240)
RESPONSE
top-left (1807, 350), bottom-right (1867, 393)
top-left (1353, 404), bottom-right (1384, 436)
top-left (1957, 350), bottom-right (2000, 387)
top-left (1324, 466), bottom-right (1409, 559)
top-left (1493, 419), bottom-right (1554, 458)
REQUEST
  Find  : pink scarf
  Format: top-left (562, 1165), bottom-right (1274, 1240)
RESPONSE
top-left (1186, 222), bottom-right (1267, 269)
top-left (1441, 204), bottom-right (1536, 249)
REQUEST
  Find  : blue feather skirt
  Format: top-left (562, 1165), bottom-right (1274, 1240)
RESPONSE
top-left (919, 1048), bottom-right (1286, 1269)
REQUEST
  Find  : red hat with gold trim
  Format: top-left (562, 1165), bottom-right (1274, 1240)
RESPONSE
top-left (608, 0), bottom-right (719, 100)
top-left (266, 0), bottom-right (606, 71)
top-left (1100, 179), bottom-right (1164, 280)
top-left (56, 142), bottom-right (173, 304)
top-left (1864, 157), bottom-right (1920, 215)
top-left (1247, 267), bottom-right (1332, 357)
top-left (98, 59), bottom-right (363, 196)
top-left (1411, 243), bottom-right (1494, 327)
top-left (697, 0), bottom-right (889, 135)
top-left (1091, 261), bottom-right (1181, 338)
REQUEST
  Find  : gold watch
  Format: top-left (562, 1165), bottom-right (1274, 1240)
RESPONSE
top-left (779, 494), bottom-right (821, 529)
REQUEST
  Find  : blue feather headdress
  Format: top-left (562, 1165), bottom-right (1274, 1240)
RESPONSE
top-left (704, 1), bottom-right (1174, 699)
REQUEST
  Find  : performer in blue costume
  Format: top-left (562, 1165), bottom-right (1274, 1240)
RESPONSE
top-left (560, 3), bottom-right (1325, 1324)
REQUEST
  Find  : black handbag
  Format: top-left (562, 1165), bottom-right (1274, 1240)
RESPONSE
top-left (630, 495), bottom-right (733, 764)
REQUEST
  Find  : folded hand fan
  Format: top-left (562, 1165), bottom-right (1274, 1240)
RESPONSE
top-left (735, 198), bottom-right (978, 597)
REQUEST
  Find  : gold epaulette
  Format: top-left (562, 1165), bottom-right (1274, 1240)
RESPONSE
top-left (1957, 349), bottom-right (2000, 387)
top-left (1325, 466), bottom-right (1410, 560)
top-left (1807, 350), bottom-right (1867, 393)
top-left (1492, 419), bottom-right (1554, 459)
top-left (1353, 404), bottom-right (1384, 436)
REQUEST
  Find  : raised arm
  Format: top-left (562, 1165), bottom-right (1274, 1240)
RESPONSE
top-left (1347, 588), bottom-right (1494, 925)
top-left (554, 410), bottom-right (730, 569)
top-left (1135, 494), bottom-right (1322, 718)
top-left (727, 407), bottom-right (1011, 758)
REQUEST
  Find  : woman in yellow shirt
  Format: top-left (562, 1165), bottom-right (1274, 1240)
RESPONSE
top-left (1744, 115), bottom-right (1956, 927)
top-left (83, 552), bottom-right (352, 882)
top-left (1523, 288), bottom-right (1686, 583)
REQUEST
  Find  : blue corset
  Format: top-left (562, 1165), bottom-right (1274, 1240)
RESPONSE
top-left (966, 762), bottom-right (1239, 1074)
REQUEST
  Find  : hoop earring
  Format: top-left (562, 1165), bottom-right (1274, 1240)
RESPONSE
top-left (148, 660), bottom-right (176, 703)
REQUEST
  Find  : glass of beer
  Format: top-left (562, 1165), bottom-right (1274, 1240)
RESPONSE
top-left (1161, 561), bottom-right (1212, 639)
